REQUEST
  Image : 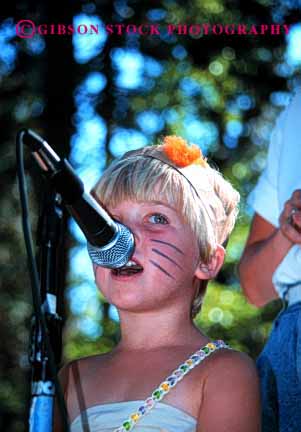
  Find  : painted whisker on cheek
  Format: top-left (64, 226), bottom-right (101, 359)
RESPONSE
top-left (149, 260), bottom-right (175, 280)
top-left (151, 248), bottom-right (183, 270)
top-left (150, 239), bottom-right (184, 255)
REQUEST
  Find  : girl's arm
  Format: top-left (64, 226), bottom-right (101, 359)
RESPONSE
top-left (197, 350), bottom-right (261, 432)
top-left (53, 363), bottom-right (71, 432)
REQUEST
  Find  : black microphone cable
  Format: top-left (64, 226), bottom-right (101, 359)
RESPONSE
top-left (16, 130), bottom-right (70, 432)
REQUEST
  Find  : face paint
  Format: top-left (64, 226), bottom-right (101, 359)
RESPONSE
top-left (149, 259), bottom-right (175, 280)
top-left (150, 239), bottom-right (184, 255)
top-left (151, 248), bottom-right (183, 270)
top-left (93, 201), bottom-right (201, 312)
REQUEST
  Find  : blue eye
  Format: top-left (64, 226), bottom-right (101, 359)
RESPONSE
top-left (149, 213), bottom-right (168, 224)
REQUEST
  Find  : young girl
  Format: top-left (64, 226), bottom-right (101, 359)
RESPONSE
top-left (55, 136), bottom-right (260, 432)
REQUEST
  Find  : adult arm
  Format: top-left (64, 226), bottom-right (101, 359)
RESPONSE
top-left (238, 190), bottom-right (301, 307)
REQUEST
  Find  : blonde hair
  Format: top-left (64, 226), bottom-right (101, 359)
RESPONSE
top-left (92, 142), bottom-right (240, 316)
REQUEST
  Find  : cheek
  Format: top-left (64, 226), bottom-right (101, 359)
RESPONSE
top-left (182, 234), bottom-right (200, 263)
top-left (148, 244), bottom-right (195, 282)
top-left (93, 264), bottom-right (108, 288)
top-left (93, 264), bottom-right (101, 283)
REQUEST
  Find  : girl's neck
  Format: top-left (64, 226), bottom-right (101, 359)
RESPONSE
top-left (115, 308), bottom-right (208, 352)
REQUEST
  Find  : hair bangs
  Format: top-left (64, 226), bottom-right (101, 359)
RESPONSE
top-left (92, 156), bottom-right (195, 221)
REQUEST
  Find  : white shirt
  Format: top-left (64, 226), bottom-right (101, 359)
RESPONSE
top-left (248, 90), bottom-right (301, 298)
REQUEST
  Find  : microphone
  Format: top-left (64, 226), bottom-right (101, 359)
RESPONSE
top-left (21, 128), bottom-right (135, 269)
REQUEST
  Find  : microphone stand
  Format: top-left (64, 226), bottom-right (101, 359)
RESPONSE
top-left (29, 186), bottom-right (66, 432)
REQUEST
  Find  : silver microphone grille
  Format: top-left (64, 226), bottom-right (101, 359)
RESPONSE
top-left (87, 223), bottom-right (135, 269)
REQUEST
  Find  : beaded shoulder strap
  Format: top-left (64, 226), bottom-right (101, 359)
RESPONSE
top-left (114, 340), bottom-right (229, 432)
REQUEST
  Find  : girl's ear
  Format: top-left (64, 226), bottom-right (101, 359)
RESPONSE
top-left (194, 244), bottom-right (225, 280)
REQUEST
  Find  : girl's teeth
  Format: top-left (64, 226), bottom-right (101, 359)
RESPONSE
top-left (112, 259), bottom-right (143, 276)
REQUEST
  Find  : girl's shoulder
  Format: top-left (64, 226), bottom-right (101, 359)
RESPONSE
top-left (202, 344), bottom-right (256, 374)
top-left (168, 339), bottom-right (256, 386)
top-left (57, 352), bottom-right (111, 422)
top-left (59, 351), bottom-right (110, 387)
top-left (195, 347), bottom-right (260, 431)
top-left (196, 345), bottom-right (259, 396)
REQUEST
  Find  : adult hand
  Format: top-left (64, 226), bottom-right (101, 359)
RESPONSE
top-left (279, 189), bottom-right (301, 243)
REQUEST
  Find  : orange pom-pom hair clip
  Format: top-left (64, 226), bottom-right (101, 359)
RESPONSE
top-left (162, 136), bottom-right (208, 168)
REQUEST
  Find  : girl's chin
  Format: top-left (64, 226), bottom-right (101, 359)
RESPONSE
top-left (111, 300), bottom-right (153, 314)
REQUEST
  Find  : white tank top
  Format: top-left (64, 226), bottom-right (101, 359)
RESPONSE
top-left (70, 400), bottom-right (197, 432)
top-left (69, 340), bottom-right (228, 431)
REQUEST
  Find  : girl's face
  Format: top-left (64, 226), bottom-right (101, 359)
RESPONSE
top-left (93, 198), bottom-right (203, 315)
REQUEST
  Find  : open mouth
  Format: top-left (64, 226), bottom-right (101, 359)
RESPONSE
top-left (112, 259), bottom-right (144, 277)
